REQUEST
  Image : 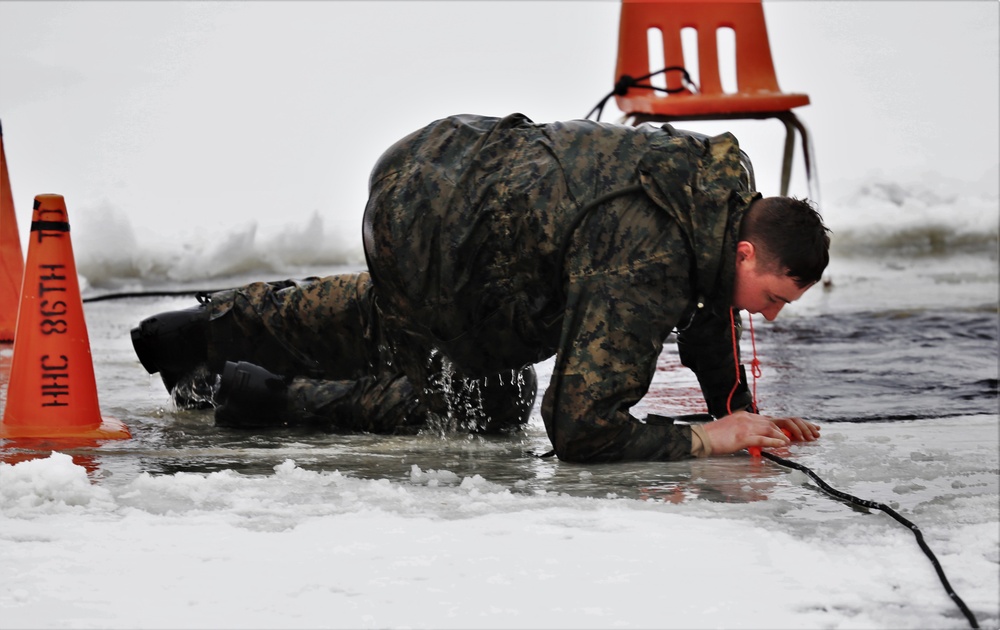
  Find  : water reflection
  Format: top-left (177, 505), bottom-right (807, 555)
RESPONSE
top-left (41, 402), bottom-right (787, 505)
top-left (1, 437), bottom-right (104, 475)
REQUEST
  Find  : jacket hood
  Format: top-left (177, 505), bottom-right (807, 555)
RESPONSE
top-left (636, 129), bottom-right (760, 312)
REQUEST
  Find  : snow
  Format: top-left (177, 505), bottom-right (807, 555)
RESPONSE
top-left (2, 414), bottom-right (997, 629)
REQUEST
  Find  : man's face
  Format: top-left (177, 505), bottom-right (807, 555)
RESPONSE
top-left (732, 242), bottom-right (813, 321)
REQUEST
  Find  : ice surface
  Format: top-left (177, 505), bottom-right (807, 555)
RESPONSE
top-left (1, 415), bottom-right (997, 629)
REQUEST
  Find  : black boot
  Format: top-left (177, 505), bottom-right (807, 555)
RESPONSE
top-left (131, 304), bottom-right (210, 392)
top-left (214, 361), bottom-right (289, 429)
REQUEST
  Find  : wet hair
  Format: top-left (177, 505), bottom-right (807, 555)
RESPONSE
top-left (739, 196), bottom-right (831, 288)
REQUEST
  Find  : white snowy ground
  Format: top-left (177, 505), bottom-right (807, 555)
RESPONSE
top-left (1, 414), bottom-right (997, 630)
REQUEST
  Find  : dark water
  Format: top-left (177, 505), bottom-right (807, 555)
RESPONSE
top-left (753, 306), bottom-right (999, 422)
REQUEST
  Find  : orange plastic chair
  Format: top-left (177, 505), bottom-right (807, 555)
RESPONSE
top-left (613, 0), bottom-right (814, 196)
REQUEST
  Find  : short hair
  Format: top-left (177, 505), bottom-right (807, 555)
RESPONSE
top-left (739, 196), bottom-right (831, 288)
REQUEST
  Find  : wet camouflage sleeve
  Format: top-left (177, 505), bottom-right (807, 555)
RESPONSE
top-left (540, 193), bottom-right (699, 462)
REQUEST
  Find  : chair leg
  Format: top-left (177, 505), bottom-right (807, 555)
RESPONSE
top-left (778, 112), bottom-right (819, 202)
top-left (792, 114), bottom-right (819, 203)
top-left (778, 114), bottom-right (796, 196)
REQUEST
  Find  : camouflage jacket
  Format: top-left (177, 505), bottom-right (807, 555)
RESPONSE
top-left (363, 113), bottom-right (759, 462)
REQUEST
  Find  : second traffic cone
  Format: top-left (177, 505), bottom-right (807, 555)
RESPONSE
top-left (0, 120), bottom-right (25, 342)
top-left (0, 194), bottom-right (130, 439)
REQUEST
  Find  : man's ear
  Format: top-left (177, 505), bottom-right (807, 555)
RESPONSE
top-left (736, 240), bottom-right (756, 264)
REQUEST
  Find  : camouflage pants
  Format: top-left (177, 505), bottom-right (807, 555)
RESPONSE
top-left (205, 272), bottom-right (537, 434)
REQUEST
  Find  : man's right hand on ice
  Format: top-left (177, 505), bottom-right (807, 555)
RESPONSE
top-left (702, 411), bottom-right (820, 456)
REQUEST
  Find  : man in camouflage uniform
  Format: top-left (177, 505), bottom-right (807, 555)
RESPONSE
top-left (132, 113), bottom-right (828, 462)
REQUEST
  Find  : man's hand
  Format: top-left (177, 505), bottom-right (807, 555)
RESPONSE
top-left (772, 415), bottom-right (821, 443)
top-left (702, 410), bottom-right (821, 456)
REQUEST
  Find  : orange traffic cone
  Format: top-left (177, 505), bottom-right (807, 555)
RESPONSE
top-left (0, 120), bottom-right (25, 342)
top-left (0, 194), bottom-right (130, 439)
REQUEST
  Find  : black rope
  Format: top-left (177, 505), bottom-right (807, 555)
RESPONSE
top-left (761, 450), bottom-right (980, 629)
top-left (586, 66), bottom-right (698, 122)
top-left (81, 289), bottom-right (228, 304)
